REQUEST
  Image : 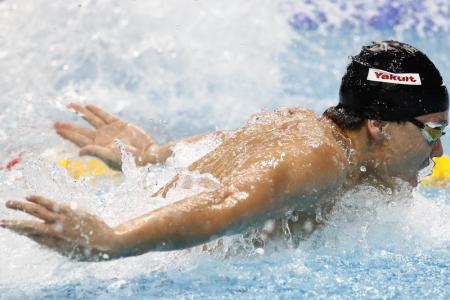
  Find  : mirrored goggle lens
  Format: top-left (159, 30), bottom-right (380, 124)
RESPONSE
top-left (423, 126), bottom-right (446, 143)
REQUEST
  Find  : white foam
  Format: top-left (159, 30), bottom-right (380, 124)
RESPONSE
top-left (1, 0), bottom-right (450, 293)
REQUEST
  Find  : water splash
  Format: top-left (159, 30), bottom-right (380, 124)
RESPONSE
top-left (1, 0), bottom-right (450, 298)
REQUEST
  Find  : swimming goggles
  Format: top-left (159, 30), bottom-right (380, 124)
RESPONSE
top-left (408, 119), bottom-right (447, 145)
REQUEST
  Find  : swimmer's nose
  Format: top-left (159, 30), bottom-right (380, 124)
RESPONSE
top-left (431, 140), bottom-right (444, 158)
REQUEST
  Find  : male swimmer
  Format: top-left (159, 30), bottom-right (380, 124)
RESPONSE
top-left (1, 41), bottom-right (448, 260)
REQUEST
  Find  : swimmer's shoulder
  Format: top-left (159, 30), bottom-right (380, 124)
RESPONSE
top-left (246, 107), bottom-right (316, 123)
top-left (278, 107), bottom-right (349, 189)
top-left (273, 107), bottom-right (317, 119)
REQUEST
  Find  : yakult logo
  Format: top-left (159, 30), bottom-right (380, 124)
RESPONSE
top-left (367, 68), bottom-right (422, 85)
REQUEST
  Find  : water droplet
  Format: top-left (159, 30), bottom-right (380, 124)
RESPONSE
top-left (52, 222), bottom-right (63, 232)
top-left (262, 219), bottom-right (275, 233)
top-left (255, 248), bottom-right (264, 255)
top-left (69, 201), bottom-right (78, 210)
top-left (303, 220), bottom-right (313, 233)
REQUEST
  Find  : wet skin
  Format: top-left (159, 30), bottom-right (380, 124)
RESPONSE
top-left (347, 110), bottom-right (448, 188)
top-left (0, 104), bottom-right (447, 260)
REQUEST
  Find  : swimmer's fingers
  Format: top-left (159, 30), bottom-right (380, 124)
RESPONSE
top-left (67, 103), bottom-right (105, 129)
top-left (86, 104), bottom-right (120, 124)
top-left (55, 128), bottom-right (94, 147)
top-left (25, 195), bottom-right (72, 214)
top-left (0, 221), bottom-right (75, 255)
top-left (0, 219), bottom-right (50, 236)
top-left (79, 145), bottom-right (121, 170)
top-left (5, 200), bottom-right (58, 222)
top-left (54, 122), bottom-right (96, 140)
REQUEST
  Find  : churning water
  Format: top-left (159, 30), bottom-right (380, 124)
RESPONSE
top-left (1, 1), bottom-right (450, 299)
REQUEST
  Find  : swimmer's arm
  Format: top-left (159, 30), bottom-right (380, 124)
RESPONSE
top-left (108, 145), bottom-right (343, 257)
top-left (0, 144), bottom-right (342, 260)
top-left (0, 176), bottom-right (285, 260)
top-left (111, 177), bottom-right (279, 255)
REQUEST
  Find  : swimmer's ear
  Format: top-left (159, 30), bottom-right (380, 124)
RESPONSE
top-left (367, 119), bottom-right (388, 143)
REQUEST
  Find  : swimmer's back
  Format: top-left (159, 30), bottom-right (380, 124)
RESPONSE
top-left (189, 107), bottom-right (348, 183)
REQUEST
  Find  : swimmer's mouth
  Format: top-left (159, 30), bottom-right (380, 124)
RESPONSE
top-left (417, 158), bottom-right (435, 179)
top-left (419, 156), bottom-right (436, 170)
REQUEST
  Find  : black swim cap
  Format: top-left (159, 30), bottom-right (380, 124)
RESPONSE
top-left (338, 40), bottom-right (449, 121)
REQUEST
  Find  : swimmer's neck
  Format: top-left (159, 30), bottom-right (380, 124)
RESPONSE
top-left (325, 117), bottom-right (400, 190)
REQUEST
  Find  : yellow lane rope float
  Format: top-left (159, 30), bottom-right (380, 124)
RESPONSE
top-left (0, 154), bottom-right (118, 179)
top-left (420, 155), bottom-right (450, 187)
top-left (56, 157), bottom-right (118, 179)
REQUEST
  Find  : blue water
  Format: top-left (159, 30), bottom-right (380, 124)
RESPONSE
top-left (1, 1), bottom-right (450, 299)
top-left (3, 249), bottom-right (449, 299)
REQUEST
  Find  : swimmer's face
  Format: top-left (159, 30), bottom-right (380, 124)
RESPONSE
top-left (379, 110), bottom-right (448, 186)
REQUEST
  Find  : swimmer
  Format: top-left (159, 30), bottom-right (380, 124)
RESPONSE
top-left (1, 40), bottom-right (448, 260)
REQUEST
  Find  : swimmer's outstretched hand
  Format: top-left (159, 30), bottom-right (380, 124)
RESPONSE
top-left (0, 195), bottom-right (119, 261)
top-left (54, 103), bottom-right (161, 170)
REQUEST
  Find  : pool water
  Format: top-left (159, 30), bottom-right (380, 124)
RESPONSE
top-left (1, 1), bottom-right (450, 299)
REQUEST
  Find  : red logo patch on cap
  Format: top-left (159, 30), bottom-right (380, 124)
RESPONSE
top-left (367, 68), bottom-right (422, 85)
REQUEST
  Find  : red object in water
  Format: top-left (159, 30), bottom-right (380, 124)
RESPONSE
top-left (0, 155), bottom-right (22, 171)
top-left (6, 157), bottom-right (21, 170)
